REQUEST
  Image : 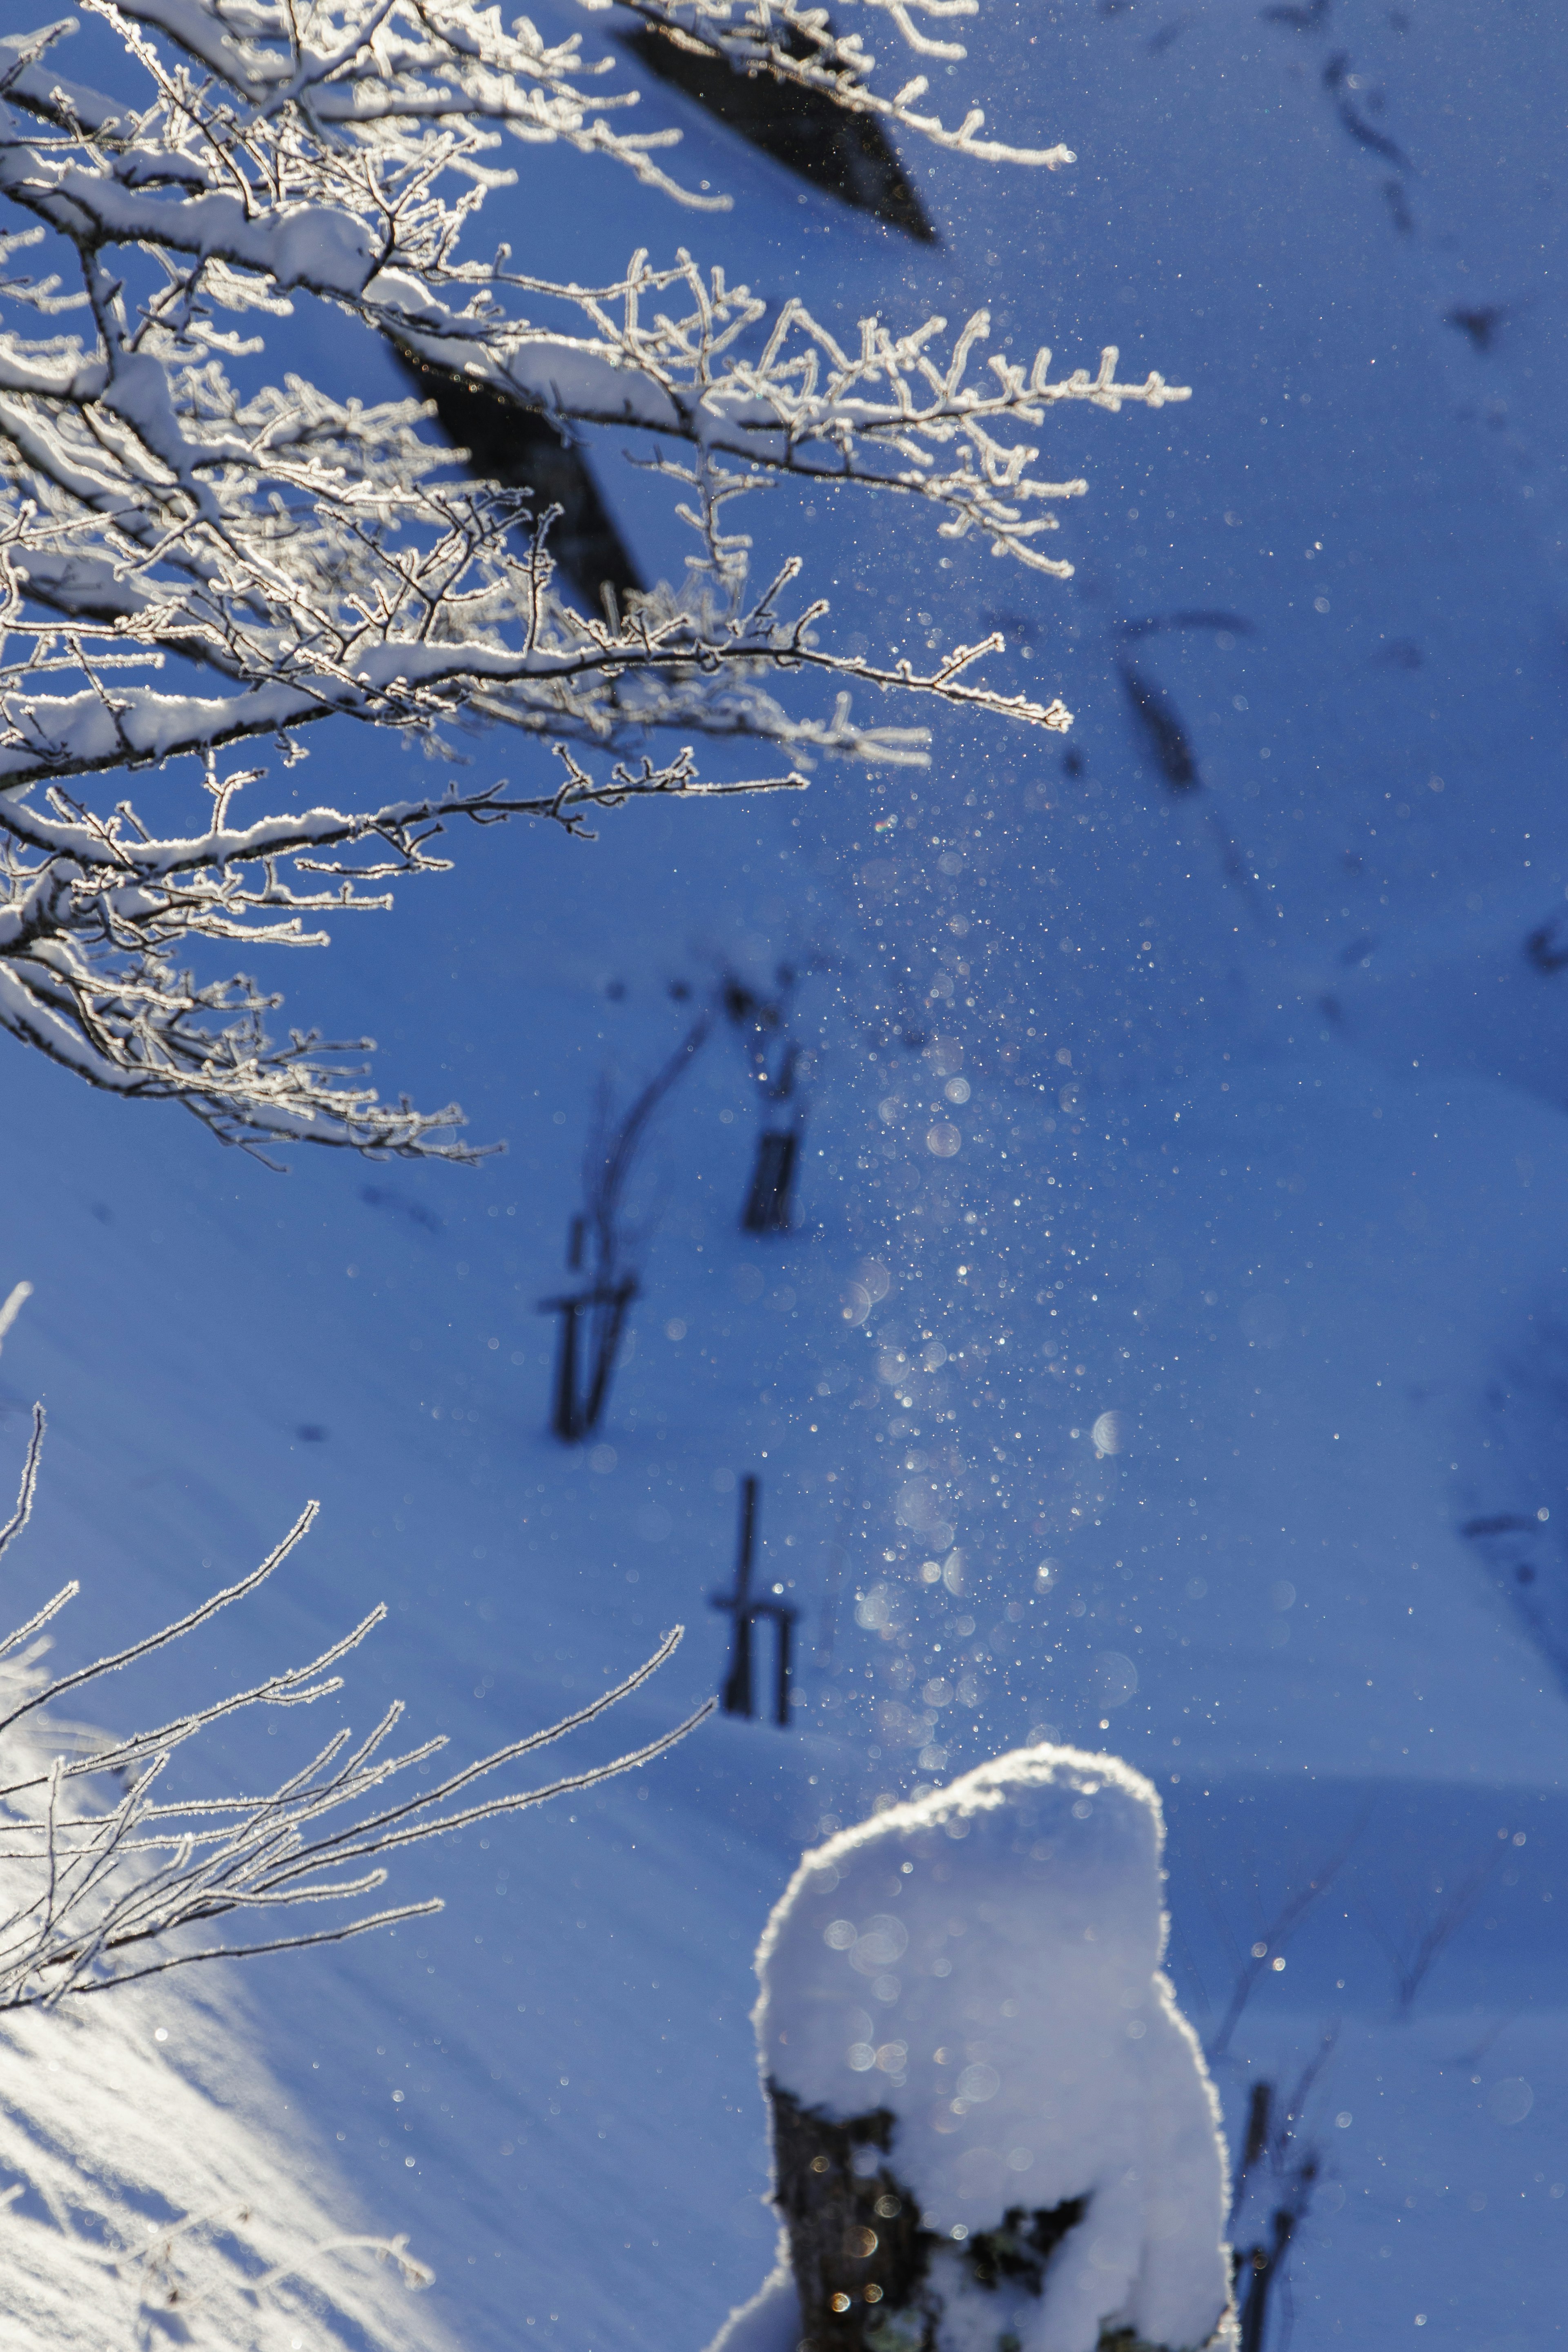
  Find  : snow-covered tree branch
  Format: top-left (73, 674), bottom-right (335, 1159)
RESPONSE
top-left (0, 0), bottom-right (1185, 1154)
top-left (0, 1405), bottom-right (708, 2008)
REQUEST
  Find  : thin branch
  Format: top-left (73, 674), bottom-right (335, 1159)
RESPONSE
top-left (0, 1499), bottom-right (320, 1740)
top-left (0, 1413), bottom-right (705, 2006)
top-left (0, 1402), bottom-right (45, 1564)
top-left (1205, 1810), bottom-right (1369, 2062)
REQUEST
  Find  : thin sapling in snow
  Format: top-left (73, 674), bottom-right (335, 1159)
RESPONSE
top-left (1362, 1842), bottom-right (1500, 2019)
top-left (1191, 1809), bottom-right (1366, 2064)
top-left (121, 2194), bottom-right (434, 2338)
top-left (0, 2154), bottom-right (441, 2348)
top-left (1224, 2038), bottom-right (1334, 2352)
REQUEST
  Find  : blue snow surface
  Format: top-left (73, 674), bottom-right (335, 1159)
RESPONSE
top-left (2, 0), bottom-right (1566, 2347)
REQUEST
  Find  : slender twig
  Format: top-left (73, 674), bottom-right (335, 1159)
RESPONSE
top-left (0, 1411), bottom-right (708, 2006)
top-left (1204, 1810), bottom-right (1370, 2062)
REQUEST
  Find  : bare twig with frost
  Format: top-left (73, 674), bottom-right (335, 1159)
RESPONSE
top-left (0, 2152), bottom-right (438, 2341)
top-left (1227, 2033), bottom-right (1335, 2352)
top-left (0, 1), bottom-right (1182, 1153)
top-left (118, 2194), bottom-right (434, 2330)
top-left (0, 747), bottom-right (781, 1160)
top-left (1192, 1807), bottom-right (1368, 2062)
top-left (579, 1009), bottom-right (713, 1293)
top-left (597, 0), bottom-right (1078, 170)
top-left (0, 1407), bottom-right (709, 2008)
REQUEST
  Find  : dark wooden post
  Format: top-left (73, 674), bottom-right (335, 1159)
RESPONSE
top-left (537, 1276), bottom-right (639, 1443)
top-left (773, 1602), bottom-right (797, 1727)
top-left (742, 1127), bottom-right (801, 1234)
top-left (712, 1475), bottom-right (760, 1716)
top-left (710, 1477), bottom-right (800, 1725)
top-left (723, 1611), bottom-right (755, 1720)
top-left (544, 1292), bottom-right (584, 1441)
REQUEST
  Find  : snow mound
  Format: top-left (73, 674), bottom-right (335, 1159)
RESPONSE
top-left (716, 1745), bottom-right (1233, 2352)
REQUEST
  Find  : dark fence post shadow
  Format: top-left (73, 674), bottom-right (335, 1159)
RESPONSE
top-left (1224, 2049), bottom-right (1328, 2352)
top-left (621, 27), bottom-right (935, 244)
top-left (537, 1013), bottom-right (709, 1444)
top-left (537, 1270), bottom-right (640, 1443)
top-left (722, 962), bottom-right (826, 1237)
top-left (710, 1475), bottom-right (798, 1726)
top-left (741, 1126), bottom-right (800, 1236)
top-left (385, 340), bottom-right (644, 615)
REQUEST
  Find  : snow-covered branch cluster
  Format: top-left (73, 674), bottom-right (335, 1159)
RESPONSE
top-left (0, 1407), bottom-right (706, 2008)
top-left (0, 0), bottom-right (1181, 1150)
top-left (481, 251), bottom-right (1185, 579)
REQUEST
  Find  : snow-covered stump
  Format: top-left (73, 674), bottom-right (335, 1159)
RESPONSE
top-left (710, 1748), bottom-right (1235, 2352)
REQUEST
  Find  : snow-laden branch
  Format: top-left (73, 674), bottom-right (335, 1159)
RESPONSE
top-left (0, 744), bottom-right (820, 1158)
top-left (0, 2), bottom-right (1180, 1153)
top-left (0, 1406), bottom-right (711, 2009)
top-left (399, 261), bottom-right (1186, 578)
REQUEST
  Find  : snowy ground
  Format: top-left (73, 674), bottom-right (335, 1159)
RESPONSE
top-left (1, 1), bottom-right (1566, 2347)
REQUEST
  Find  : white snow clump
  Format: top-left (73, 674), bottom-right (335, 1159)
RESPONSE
top-left (709, 1743), bottom-right (1234, 2352)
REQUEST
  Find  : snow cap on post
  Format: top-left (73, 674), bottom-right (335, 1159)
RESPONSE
top-left (721, 1744), bottom-right (1234, 2352)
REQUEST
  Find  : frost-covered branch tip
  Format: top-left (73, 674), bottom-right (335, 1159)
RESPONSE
top-left (0, 1406), bottom-right (710, 2010)
top-left (597, 0), bottom-right (1078, 169)
top-left (0, 747), bottom-right (812, 1161)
